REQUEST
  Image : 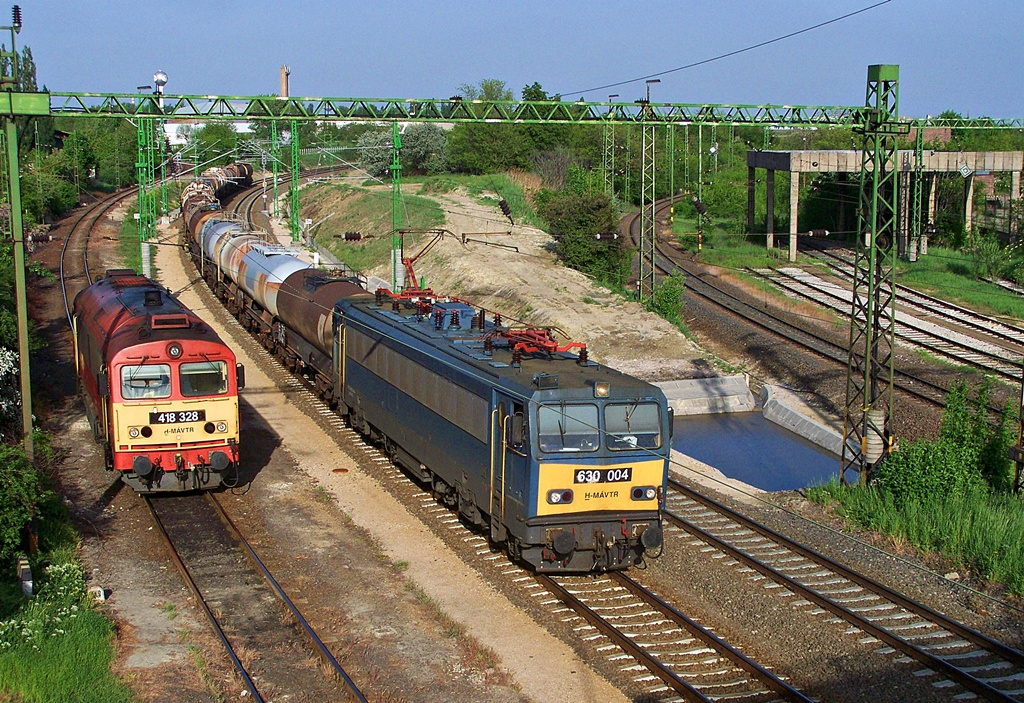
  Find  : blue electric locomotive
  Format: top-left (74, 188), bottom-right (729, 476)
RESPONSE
top-left (336, 296), bottom-right (669, 571)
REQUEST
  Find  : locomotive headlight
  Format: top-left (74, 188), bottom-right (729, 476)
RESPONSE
top-left (216, 421), bottom-right (227, 433)
top-left (128, 427), bottom-right (140, 439)
top-left (631, 486), bottom-right (656, 501)
top-left (594, 382), bottom-right (610, 398)
top-left (167, 343), bottom-right (183, 359)
top-left (547, 489), bottom-right (573, 504)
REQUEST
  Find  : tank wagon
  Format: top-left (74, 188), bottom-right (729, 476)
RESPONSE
top-left (180, 163), bottom-right (253, 238)
top-left (181, 169), bottom-right (669, 571)
top-left (73, 271), bottom-right (245, 492)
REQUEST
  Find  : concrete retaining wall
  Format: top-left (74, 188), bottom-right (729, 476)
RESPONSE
top-left (760, 385), bottom-right (854, 458)
top-left (655, 375), bottom-right (755, 416)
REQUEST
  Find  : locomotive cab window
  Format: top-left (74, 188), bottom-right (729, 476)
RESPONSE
top-left (180, 360), bottom-right (229, 397)
top-left (538, 403), bottom-right (599, 453)
top-left (605, 402), bottom-right (662, 451)
top-left (120, 364), bottom-right (171, 399)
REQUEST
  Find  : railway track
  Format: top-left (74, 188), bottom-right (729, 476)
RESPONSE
top-left (539, 572), bottom-right (810, 702)
top-left (352, 422), bottom-right (812, 702)
top-left (806, 242), bottom-right (1024, 353)
top-left (202, 175), bottom-right (1024, 701)
top-left (58, 185), bottom-right (367, 703)
top-left (664, 479), bottom-right (1024, 702)
top-left (748, 263), bottom-right (1023, 381)
top-left (58, 187), bottom-right (139, 320)
top-left (144, 493), bottom-right (367, 702)
top-left (625, 200), bottom-right (977, 409)
top-left (623, 201), bottom-right (1024, 699)
top-left (188, 188), bottom-right (815, 701)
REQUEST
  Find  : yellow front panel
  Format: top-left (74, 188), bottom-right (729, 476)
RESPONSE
top-left (536, 459), bottom-right (663, 516)
top-left (113, 397), bottom-right (239, 448)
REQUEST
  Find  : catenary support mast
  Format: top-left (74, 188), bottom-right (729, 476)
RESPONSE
top-left (841, 65), bottom-right (902, 484)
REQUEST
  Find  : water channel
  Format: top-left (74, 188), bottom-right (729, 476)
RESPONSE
top-left (673, 411), bottom-right (840, 492)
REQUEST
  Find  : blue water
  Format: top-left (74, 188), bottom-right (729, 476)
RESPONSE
top-left (672, 412), bottom-right (840, 491)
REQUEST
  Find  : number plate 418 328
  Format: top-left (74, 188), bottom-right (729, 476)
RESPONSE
top-left (149, 409), bottom-right (206, 424)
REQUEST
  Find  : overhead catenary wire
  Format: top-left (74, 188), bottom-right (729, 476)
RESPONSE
top-left (558, 0), bottom-right (894, 98)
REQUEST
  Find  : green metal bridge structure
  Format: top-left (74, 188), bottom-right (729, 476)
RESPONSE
top-left (1, 43), bottom-right (1021, 481)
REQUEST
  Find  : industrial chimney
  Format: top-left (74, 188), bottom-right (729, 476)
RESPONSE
top-left (280, 66), bottom-right (291, 98)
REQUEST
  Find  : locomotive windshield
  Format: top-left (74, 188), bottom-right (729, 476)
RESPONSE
top-left (537, 403), bottom-right (599, 452)
top-left (180, 360), bottom-right (229, 396)
top-left (605, 402), bottom-right (662, 451)
top-left (120, 364), bottom-right (171, 399)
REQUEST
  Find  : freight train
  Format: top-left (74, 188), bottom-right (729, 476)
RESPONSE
top-left (73, 271), bottom-right (245, 492)
top-left (180, 165), bottom-right (669, 571)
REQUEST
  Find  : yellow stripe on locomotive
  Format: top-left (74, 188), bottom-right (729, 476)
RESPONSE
top-left (113, 396), bottom-right (239, 449)
top-left (536, 459), bottom-right (663, 516)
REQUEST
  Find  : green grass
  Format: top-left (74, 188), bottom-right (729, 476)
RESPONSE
top-left (672, 216), bottom-right (788, 270)
top-left (0, 553), bottom-right (133, 702)
top-left (118, 203), bottom-right (155, 275)
top-left (0, 436), bottom-right (134, 702)
top-left (0, 599), bottom-right (132, 703)
top-left (416, 173), bottom-right (543, 228)
top-left (302, 183), bottom-right (445, 274)
top-left (895, 246), bottom-right (1024, 321)
top-left (809, 480), bottom-right (1024, 596)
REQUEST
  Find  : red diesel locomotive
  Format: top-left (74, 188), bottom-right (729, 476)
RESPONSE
top-left (73, 270), bottom-right (244, 492)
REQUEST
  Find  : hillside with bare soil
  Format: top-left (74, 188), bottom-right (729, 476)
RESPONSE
top-left (353, 185), bottom-right (707, 382)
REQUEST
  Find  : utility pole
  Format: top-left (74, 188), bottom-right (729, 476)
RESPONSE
top-left (135, 114), bottom-right (155, 277)
top-left (604, 94), bottom-right (617, 198)
top-left (290, 119), bottom-right (300, 241)
top-left (154, 71), bottom-right (167, 217)
top-left (271, 120), bottom-right (280, 217)
top-left (391, 121), bottom-right (403, 291)
top-left (0, 5), bottom-right (33, 460)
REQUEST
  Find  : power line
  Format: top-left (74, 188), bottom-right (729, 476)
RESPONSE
top-left (559, 0), bottom-right (894, 98)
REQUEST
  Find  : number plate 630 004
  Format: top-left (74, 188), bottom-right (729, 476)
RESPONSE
top-left (574, 467), bottom-right (632, 484)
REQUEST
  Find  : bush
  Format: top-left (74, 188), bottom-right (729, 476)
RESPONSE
top-left (0, 445), bottom-right (49, 568)
top-left (873, 438), bottom-right (982, 505)
top-left (538, 189), bottom-right (631, 287)
top-left (873, 379), bottom-right (1013, 503)
top-left (646, 273), bottom-right (686, 326)
top-left (810, 479), bottom-right (1024, 596)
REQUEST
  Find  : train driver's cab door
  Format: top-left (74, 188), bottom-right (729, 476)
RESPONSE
top-left (490, 394), bottom-right (528, 543)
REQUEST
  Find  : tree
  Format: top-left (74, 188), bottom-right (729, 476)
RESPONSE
top-left (192, 123), bottom-right (238, 167)
top-left (537, 190), bottom-right (631, 287)
top-left (520, 82), bottom-right (569, 156)
top-left (458, 79), bottom-right (513, 102)
top-left (51, 131), bottom-right (96, 195)
top-left (447, 79), bottom-right (531, 174)
top-left (401, 124), bottom-right (450, 175)
top-left (19, 167), bottom-right (77, 226)
top-left (91, 120), bottom-right (138, 188)
top-left (356, 129), bottom-right (392, 179)
top-left (0, 45), bottom-right (54, 153)
top-left (0, 444), bottom-right (47, 567)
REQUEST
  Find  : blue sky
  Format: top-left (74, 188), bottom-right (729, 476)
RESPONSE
top-left (20, 0), bottom-right (1024, 119)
